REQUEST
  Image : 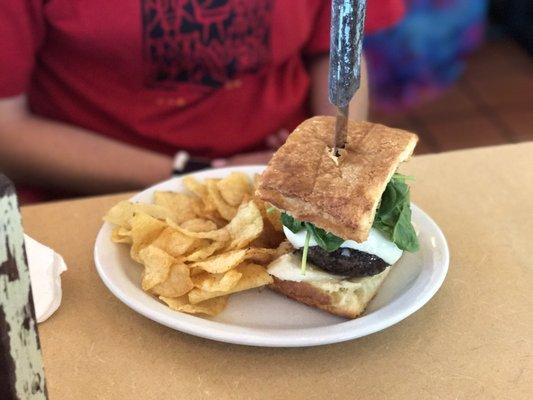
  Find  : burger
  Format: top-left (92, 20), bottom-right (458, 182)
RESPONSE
top-left (256, 116), bottom-right (419, 318)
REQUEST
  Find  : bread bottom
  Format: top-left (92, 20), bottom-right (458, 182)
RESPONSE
top-left (270, 268), bottom-right (390, 319)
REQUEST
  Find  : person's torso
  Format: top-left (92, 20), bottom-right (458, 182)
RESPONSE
top-left (30, 0), bottom-right (325, 157)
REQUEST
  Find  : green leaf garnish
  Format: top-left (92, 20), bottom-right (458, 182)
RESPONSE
top-left (280, 213), bottom-right (304, 233)
top-left (280, 212), bottom-right (343, 253)
top-left (373, 174), bottom-right (419, 252)
top-left (305, 223), bottom-right (343, 252)
top-left (391, 172), bottom-right (415, 182)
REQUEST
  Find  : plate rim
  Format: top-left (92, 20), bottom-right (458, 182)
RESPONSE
top-left (94, 166), bottom-right (449, 347)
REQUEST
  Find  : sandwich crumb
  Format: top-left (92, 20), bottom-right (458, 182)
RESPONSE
top-left (327, 146), bottom-right (340, 166)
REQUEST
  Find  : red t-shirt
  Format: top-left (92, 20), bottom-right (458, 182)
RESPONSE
top-left (1, 0), bottom-right (403, 161)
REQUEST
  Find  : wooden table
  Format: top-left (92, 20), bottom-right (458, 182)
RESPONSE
top-left (21, 144), bottom-right (533, 399)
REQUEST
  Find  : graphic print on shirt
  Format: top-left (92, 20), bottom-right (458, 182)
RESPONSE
top-left (141, 0), bottom-right (272, 90)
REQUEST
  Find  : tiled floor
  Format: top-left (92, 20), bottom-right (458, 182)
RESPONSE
top-left (371, 38), bottom-right (533, 155)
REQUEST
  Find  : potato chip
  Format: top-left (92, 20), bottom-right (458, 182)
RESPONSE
top-left (111, 226), bottom-right (132, 244)
top-left (188, 263), bottom-right (272, 304)
top-left (153, 191), bottom-right (201, 223)
top-left (104, 201), bottom-right (173, 228)
top-left (275, 240), bottom-right (294, 257)
top-left (183, 176), bottom-right (217, 213)
top-left (107, 171), bottom-right (284, 318)
top-left (202, 213), bottom-right (228, 229)
top-left (252, 192), bottom-right (283, 234)
top-left (151, 227), bottom-right (198, 258)
top-left (150, 263), bottom-right (193, 297)
top-left (250, 216), bottom-right (285, 249)
top-left (190, 267), bottom-right (204, 276)
top-left (180, 218), bottom-right (217, 232)
top-left (129, 213), bottom-right (168, 262)
top-left (206, 179), bottom-right (237, 221)
top-left (191, 249), bottom-right (247, 273)
top-left (166, 218), bottom-right (230, 242)
top-left (226, 201), bottom-right (263, 249)
top-left (183, 240), bottom-right (226, 262)
top-left (244, 247), bottom-right (279, 265)
top-left (216, 172), bottom-right (251, 206)
top-left (139, 246), bottom-right (174, 290)
top-left (160, 295), bottom-right (228, 316)
top-left (192, 269), bottom-right (242, 292)
top-left (183, 176), bottom-right (207, 198)
top-left (265, 205), bottom-right (283, 232)
top-left (104, 201), bottom-right (135, 228)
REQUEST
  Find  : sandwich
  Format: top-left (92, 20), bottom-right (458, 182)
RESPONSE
top-left (255, 116), bottom-right (419, 318)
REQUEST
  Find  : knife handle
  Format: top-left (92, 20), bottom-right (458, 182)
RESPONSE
top-left (328, 0), bottom-right (367, 108)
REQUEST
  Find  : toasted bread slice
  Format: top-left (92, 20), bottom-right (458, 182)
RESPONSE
top-left (256, 116), bottom-right (417, 242)
top-left (269, 265), bottom-right (390, 319)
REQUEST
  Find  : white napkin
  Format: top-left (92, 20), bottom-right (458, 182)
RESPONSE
top-left (24, 235), bottom-right (67, 323)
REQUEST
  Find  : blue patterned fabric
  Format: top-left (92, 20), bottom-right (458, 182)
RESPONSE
top-left (364, 0), bottom-right (488, 111)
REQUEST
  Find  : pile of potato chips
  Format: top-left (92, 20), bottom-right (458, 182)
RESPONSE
top-left (104, 172), bottom-right (288, 316)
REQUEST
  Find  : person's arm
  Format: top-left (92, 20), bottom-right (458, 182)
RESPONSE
top-left (0, 95), bottom-right (173, 194)
top-left (308, 54), bottom-right (369, 121)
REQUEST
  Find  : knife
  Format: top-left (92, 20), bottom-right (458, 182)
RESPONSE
top-left (328, 0), bottom-right (367, 155)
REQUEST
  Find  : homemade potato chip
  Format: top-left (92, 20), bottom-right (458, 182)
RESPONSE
top-left (202, 212), bottom-right (228, 229)
top-left (111, 226), bottom-right (132, 244)
top-left (244, 247), bottom-right (279, 265)
top-left (151, 227), bottom-right (198, 258)
top-left (166, 219), bottom-right (230, 242)
top-left (217, 172), bottom-right (251, 206)
top-left (129, 214), bottom-right (168, 262)
top-left (207, 179), bottom-right (237, 220)
top-left (191, 249), bottom-right (247, 273)
top-left (150, 263), bottom-right (193, 298)
top-left (183, 176), bottom-right (207, 198)
top-left (180, 218), bottom-right (217, 232)
top-left (265, 206), bottom-right (283, 232)
top-left (160, 295), bottom-right (228, 316)
top-left (106, 172), bottom-right (285, 317)
top-left (104, 201), bottom-right (136, 228)
top-left (192, 269), bottom-right (242, 292)
top-left (104, 201), bottom-right (173, 228)
top-left (250, 211), bottom-right (285, 248)
top-left (184, 241), bottom-right (226, 262)
top-left (153, 191), bottom-right (200, 223)
top-left (188, 263), bottom-right (272, 304)
top-left (139, 246), bottom-right (174, 291)
top-left (183, 176), bottom-right (216, 213)
top-left (226, 201), bottom-right (263, 249)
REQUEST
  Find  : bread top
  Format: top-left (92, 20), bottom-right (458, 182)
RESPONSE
top-left (256, 116), bottom-right (418, 242)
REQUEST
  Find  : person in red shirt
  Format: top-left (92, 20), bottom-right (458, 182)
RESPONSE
top-left (0, 0), bottom-right (404, 201)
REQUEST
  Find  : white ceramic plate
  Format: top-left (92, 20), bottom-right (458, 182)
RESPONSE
top-left (94, 166), bottom-right (449, 347)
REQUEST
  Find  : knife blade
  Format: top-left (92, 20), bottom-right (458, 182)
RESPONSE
top-left (328, 0), bottom-right (367, 154)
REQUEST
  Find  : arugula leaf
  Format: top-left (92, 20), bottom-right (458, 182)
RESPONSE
top-left (305, 223), bottom-right (344, 252)
top-left (373, 174), bottom-right (419, 252)
top-left (392, 204), bottom-right (419, 252)
top-left (391, 172), bottom-right (414, 182)
top-left (280, 213), bottom-right (343, 253)
top-left (281, 213), bottom-right (304, 233)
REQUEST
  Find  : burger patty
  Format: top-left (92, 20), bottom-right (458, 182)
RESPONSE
top-left (297, 246), bottom-right (389, 278)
